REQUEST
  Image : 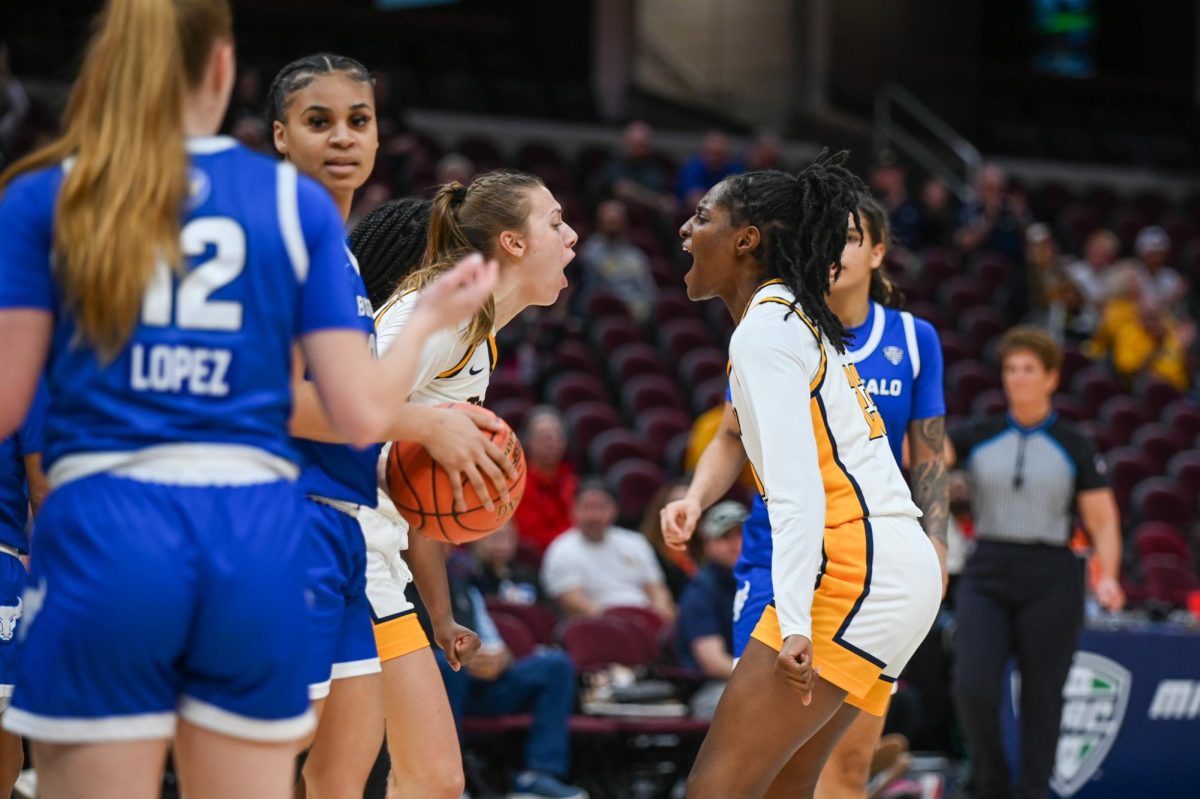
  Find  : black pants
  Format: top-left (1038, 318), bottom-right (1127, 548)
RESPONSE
top-left (952, 541), bottom-right (1085, 799)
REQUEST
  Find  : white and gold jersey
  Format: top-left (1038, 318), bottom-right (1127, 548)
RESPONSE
top-left (728, 280), bottom-right (920, 641)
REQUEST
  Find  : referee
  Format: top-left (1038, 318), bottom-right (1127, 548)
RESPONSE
top-left (947, 327), bottom-right (1124, 799)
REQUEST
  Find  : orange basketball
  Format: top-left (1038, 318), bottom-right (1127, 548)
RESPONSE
top-left (385, 403), bottom-right (527, 544)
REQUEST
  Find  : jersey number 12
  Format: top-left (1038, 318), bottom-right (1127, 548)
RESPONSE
top-left (141, 217), bottom-right (246, 331)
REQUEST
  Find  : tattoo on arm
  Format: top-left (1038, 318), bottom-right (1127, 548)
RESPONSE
top-left (909, 416), bottom-right (948, 548)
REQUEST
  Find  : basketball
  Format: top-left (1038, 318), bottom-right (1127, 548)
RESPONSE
top-left (385, 403), bottom-right (527, 544)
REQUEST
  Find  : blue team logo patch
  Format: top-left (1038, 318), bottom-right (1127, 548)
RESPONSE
top-left (187, 168), bottom-right (211, 210)
top-left (882, 345), bottom-right (905, 366)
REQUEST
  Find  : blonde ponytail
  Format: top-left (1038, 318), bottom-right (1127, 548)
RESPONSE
top-left (0, 0), bottom-right (231, 359)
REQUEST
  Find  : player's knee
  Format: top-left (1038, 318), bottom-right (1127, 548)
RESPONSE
top-left (824, 745), bottom-right (872, 792)
top-left (388, 759), bottom-right (464, 799)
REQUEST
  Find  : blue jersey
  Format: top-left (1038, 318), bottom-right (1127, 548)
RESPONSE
top-left (294, 248), bottom-right (380, 506)
top-left (737, 302), bottom-right (945, 568)
top-left (0, 137), bottom-right (362, 475)
top-left (0, 382), bottom-right (48, 553)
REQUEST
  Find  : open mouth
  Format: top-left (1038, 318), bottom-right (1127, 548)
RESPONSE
top-left (324, 159), bottom-right (360, 177)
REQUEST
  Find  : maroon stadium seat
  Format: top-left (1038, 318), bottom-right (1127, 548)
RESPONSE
top-left (678, 348), bottom-right (726, 391)
top-left (546, 372), bottom-right (609, 410)
top-left (658, 319), bottom-right (712, 364)
top-left (957, 307), bottom-right (1008, 349)
top-left (602, 606), bottom-right (667, 660)
top-left (486, 371), bottom-right (534, 405)
top-left (945, 361), bottom-right (996, 417)
top-left (1051, 395), bottom-right (1087, 422)
top-left (969, 253), bottom-right (1014, 292)
top-left (620, 374), bottom-right (686, 418)
top-left (584, 289), bottom-right (633, 320)
top-left (635, 407), bottom-right (692, 460)
top-left (971, 390), bottom-right (1008, 418)
top-left (486, 600), bottom-right (557, 646)
top-left (692, 377), bottom-right (727, 416)
top-left (559, 616), bottom-right (649, 672)
top-left (1132, 376), bottom-right (1183, 417)
top-left (1103, 447), bottom-right (1157, 510)
top-left (1142, 561), bottom-right (1199, 608)
top-left (1133, 522), bottom-right (1191, 563)
top-left (1164, 400), bottom-right (1200, 441)
top-left (490, 612), bottom-right (538, 659)
top-left (938, 278), bottom-right (988, 316)
top-left (1131, 424), bottom-right (1182, 474)
top-left (1166, 451), bottom-right (1200, 503)
top-left (590, 316), bottom-right (645, 353)
top-left (1097, 396), bottom-right (1151, 447)
top-left (1058, 346), bottom-right (1090, 390)
top-left (1071, 366), bottom-right (1125, 418)
top-left (607, 458), bottom-right (666, 524)
top-left (564, 401), bottom-right (622, 467)
top-left (609, 343), bottom-right (665, 384)
top-left (1129, 478), bottom-right (1194, 528)
top-left (543, 339), bottom-right (604, 383)
top-left (589, 428), bottom-right (651, 473)
top-left (654, 289), bottom-right (697, 324)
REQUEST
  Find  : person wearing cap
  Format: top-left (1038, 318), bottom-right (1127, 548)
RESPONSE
top-left (674, 501), bottom-right (746, 720)
top-left (1133, 225), bottom-right (1186, 312)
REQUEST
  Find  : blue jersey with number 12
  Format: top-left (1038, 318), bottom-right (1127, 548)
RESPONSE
top-left (0, 137), bottom-right (363, 472)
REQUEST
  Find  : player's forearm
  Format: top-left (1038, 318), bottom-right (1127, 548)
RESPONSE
top-left (685, 412), bottom-right (747, 510)
top-left (405, 534), bottom-right (455, 624)
top-left (908, 416), bottom-right (949, 549)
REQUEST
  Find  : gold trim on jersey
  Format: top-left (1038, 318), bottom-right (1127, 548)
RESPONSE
top-left (487, 334), bottom-right (498, 372)
top-left (738, 278), bottom-right (786, 321)
top-left (755, 297), bottom-right (827, 394)
top-left (436, 344), bottom-right (477, 379)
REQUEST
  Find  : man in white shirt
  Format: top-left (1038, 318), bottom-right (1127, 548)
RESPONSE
top-left (540, 480), bottom-right (676, 620)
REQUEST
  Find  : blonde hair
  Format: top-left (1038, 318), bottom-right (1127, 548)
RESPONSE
top-left (0, 0), bottom-right (232, 359)
top-left (395, 170), bottom-right (544, 350)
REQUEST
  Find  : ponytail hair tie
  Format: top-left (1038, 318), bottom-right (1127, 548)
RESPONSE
top-left (449, 183), bottom-right (469, 206)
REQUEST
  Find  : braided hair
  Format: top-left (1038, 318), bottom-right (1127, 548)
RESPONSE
top-left (266, 53), bottom-right (373, 134)
top-left (714, 151), bottom-right (867, 353)
top-left (349, 198), bottom-right (432, 309)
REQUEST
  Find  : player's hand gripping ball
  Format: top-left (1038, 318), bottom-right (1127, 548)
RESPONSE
top-left (386, 403), bottom-right (527, 543)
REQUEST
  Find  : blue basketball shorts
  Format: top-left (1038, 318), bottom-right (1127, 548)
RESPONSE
top-left (304, 500), bottom-right (380, 700)
top-left (4, 474), bottom-right (314, 743)
top-left (0, 552), bottom-right (28, 711)
top-left (732, 561), bottom-right (774, 659)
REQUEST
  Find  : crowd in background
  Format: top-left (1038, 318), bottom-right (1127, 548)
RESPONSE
top-left (3, 51), bottom-right (1199, 795)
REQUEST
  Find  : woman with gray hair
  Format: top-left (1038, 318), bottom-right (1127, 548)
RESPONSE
top-left (514, 406), bottom-right (579, 553)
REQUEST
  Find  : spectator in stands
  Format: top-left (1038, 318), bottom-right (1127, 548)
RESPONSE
top-left (1020, 223), bottom-right (1068, 326)
top-left (541, 479), bottom-right (675, 620)
top-left (230, 114), bottom-right (269, 154)
top-left (225, 65), bottom-right (264, 125)
top-left (575, 199), bottom-right (657, 322)
top-left (744, 131), bottom-right (784, 172)
top-left (949, 326), bottom-right (1123, 799)
top-left (640, 478), bottom-right (697, 599)
top-left (676, 501), bottom-right (745, 720)
top-left (471, 520), bottom-right (543, 606)
top-left (0, 44), bottom-right (30, 166)
top-left (1089, 263), bottom-right (1194, 390)
top-left (1134, 226), bottom-right (1188, 312)
top-left (916, 176), bottom-right (957, 249)
top-left (955, 164), bottom-right (1030, 263)
top-left (1065, 229), bottom-right (1119, 324)
top-left (596, 120), bottom-right (676, 218)
top-left (676, 131), bottom-right (742, 209)
top-left (514, 406), bottom-right (578, 553)
top-left (870, 157), bottom-right (921, 249)
top-left (435, 557), bottom-right (586, 799)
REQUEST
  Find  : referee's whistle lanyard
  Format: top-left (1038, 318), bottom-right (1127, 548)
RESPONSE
top-left (1012, 435), bottom-right (1026, 491)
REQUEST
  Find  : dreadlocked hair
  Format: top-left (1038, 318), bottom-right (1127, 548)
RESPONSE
top-left (266, 53), bottom-right (373, 135)
top-left (715, 151), bottom-right (867, 353)
top-left (349, 198), bottom-right (432, 309)
top-left (854, 191), bottom-right (903, 308)
top-left (393, 170), bottom-right (544, 350)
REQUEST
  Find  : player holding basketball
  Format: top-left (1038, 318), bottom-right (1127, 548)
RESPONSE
top-left (666, 191), bottom-right (949, 796)
top-left (0, 2), bottom-right (495, 796)
top-left (663, 158), bottom-right (941, 798)
top-left (362, 171), bottom-right (582, 799)
top-left (267, 56), bottom-right (512, 799)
